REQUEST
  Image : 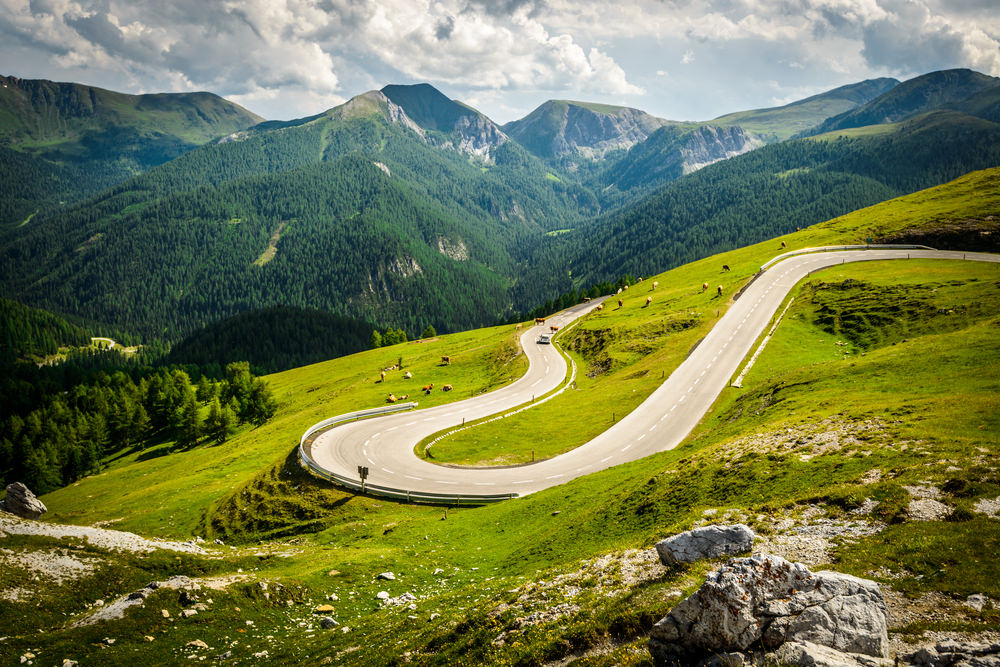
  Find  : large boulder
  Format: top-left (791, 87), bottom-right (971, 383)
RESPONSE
top-left (654, 524), bottom-right (756, 566)
top-left (648, 554), bottom-right (888, 665)
top-left (1, 482), bottom-right (47, 519)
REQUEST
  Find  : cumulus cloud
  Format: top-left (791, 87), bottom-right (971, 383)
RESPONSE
top-left (0, 0), bottom-right (996, 122)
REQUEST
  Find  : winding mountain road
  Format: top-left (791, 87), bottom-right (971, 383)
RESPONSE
top-left (309, 248), bottom-right (998, 498)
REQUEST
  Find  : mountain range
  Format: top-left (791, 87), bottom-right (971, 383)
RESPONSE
top-left (1, 68), bottom-right (998, 348)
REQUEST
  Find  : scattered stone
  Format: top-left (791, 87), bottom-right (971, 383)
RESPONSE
top-left (903, 641), bottom-right (1000, 667)
top-left (851, 498), bottom-right (880, 516)
top-left (144, 636), bottom-right (154, 642)
top-left (101, 638), bottom-right (115, 646)
top-left (907, 498), bottom-right (952, 521)
top-left (551, 511), bottom-right (561, 516)
top-left (377, 572), bottom-right (396, 580)
top-left (94, 599), bottom-right (105, 606)
top-left (161, 609), bottom-right (170, 618)
top-left (433, 568), bottom-right (445, 575)
top-left (181, 609), bottom-right (198, 618)
top-left (253, 651), bottom-right (269, 658)
top-left (325, 593), bottom-right (339, 601)
top-left (320, 617), bottom-right (339, 629)
top-left (327, 570), bottom-right (340, 576)
top-left (62, 660), bottom-right (79, 667)
top-left (654, 524), bottom-right (756, 566)
top-left (376, 591), bottom-right (390, 600)
top-left (648, 554), bottom-right (888, 665)
top-left (314, 605), bottom-right (336, 614)
top-left (973, 496), bottom-right (1000, 518)
top-left (186, 640), bottom-right (209, 650)
top-left (430, 613), bottom-right (440, 620)
top-left (1, 483), bottom-right (47, 519)
top-left (964, 594), bottom-right (990, 612)
top-left (19, 653), bottom-right (34, 664)
top-left (219, 651), bottom-right (232, 660)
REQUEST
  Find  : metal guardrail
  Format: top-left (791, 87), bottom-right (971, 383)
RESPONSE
top-left (298, 403), bottom-right (517, 505)
top-left (759, 244), bottom-right (934, 271)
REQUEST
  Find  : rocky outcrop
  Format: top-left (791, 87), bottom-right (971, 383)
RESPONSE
top-left (648, 554), bottom-right (888, 666)
top-left (1, 482), bottom-right (47, 519)
top-left (503, 100), bottom-right (671, 159)
top-left (679, 125), bottom-right (763, 174)
top-left (654, 524), bottom-right (756, 565)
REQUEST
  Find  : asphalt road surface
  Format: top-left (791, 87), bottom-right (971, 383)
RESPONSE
top-left (311, 249), bottom-right (999, 497)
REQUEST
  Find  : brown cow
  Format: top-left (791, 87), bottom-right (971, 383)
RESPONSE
top-left (535, 317), bottom-right (546, 325)
top-left (596, 303), bottom-right (604, 311)
top-left (550, 325), bottom-right (560, 332)
top-left (717, 285), bottom-right (723, 296)
top-left (422, 383), bottom-right (434, 394)
top-left (651, 281), bottom-right (659, 290)
top-left (441, 356), bottom-right (450, 365)
top-left (781, 241), bottom-right (787, 248)
top-left (386, 393), bottom-right (397, 403)
top-left (442, 384), bottom-right (453, 392)
top-left (702, 282), bottom-right (708, 293)
top-left (380, 370), bottom-right (386, 382)
top-left (645, 296), bottom-right (652, 306)
top-left (618, 298), bottom-right (624, 308)
top-left (722, 265), bottom-right (730, 272)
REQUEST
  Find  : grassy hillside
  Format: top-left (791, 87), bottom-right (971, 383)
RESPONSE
top-left (712, 77), bottom-right (899, 140)
top-left (3, 170), bottom-right (998, 666)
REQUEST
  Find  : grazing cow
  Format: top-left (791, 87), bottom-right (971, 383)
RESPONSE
top-left (380, 370), bottom-right (386, 382)
top-left (722, 265), bottom-right (730, 272)
top-left (442, 384), bottom-right (453, 392)
top-left (422, 383), bottom-right (434, 394)
top-left (717, 285), bottom-right (723, 296)
top-left (781, 241), bottom-right (787, 248)
top-left (596, 303), bottom-right (604, 311)
top-left (404, 371), bottom-right (413, 379)
top-left (386, 393), bottom-right (397, 403)
top-left (401, 394), bottom-right (409, 400)
top-left (535, 317), bottom-right (546, 325)
top-left (702, 282), bottom-right (708, 293)
top-left (638, 277), bottom-right (643, 283)
top-left (616, 288), bottom-right (622, 295)
top-left (550, 325), bottom-right (560, 332)
top-left (441, 356), bottom-right (450, 365)
top-left (651, 281), bottom-right (659, 290)
top-left (623, 284), bottom-right (629, 291)
top-left (645, 296), bottom-right (652, 306)
top-left (618, 299), bottom-right (624, 308)
top-left (515, 323), bottom-right (522, 329)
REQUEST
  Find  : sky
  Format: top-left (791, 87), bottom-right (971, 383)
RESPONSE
top-left (2, 0), bottom-right (998, 124)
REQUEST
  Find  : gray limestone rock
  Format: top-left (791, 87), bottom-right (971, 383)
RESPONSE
top-left (648, 554), bottom-right (888, 665)
top-left (1, 482), bottom-right (47, 519)
top-left (654, 524), bottom-right (756, 566)
top-left (770, 641), bottom-right (891, 667)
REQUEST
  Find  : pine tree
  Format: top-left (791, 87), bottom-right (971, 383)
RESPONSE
top-left (370, 330), bottom-right (382, 348)
top-left (421, 325), bottom-right (436, 339)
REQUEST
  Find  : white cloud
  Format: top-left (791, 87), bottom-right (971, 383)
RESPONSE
top-left (0, 0), bottom-right (997, 122)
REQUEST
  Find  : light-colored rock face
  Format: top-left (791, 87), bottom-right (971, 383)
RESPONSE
top-left (648, 554), bottom-right (889, 664)
top-left (1, 482), bottom-right (47, 519)
top-left (680, 125), bottom-right (764, 174)
top-left (654, 524), bottom-right (756, 565)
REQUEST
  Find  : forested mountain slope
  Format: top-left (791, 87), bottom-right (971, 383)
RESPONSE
top-left (0, 75), bottom-right (263, 224)
top-left (559, 109), bottom-right (1000, 285)
top-left (0, 88), bottom-right (596, 340)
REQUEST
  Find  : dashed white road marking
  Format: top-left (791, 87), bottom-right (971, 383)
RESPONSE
top-left (622, 444), bottom-right (632, 451)
top-left (600, 456), bottom-right (612, 463)
top-left (405, 475), bottom-right (422, 481)
top-left (381, 467), bottom-right (393, 474)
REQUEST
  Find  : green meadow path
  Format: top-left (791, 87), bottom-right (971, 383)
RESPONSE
top-left (309, 248), bottom-right (999, 500)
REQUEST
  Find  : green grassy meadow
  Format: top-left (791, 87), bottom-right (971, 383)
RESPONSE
top-left (4, 169), bottom-right (999, 665)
